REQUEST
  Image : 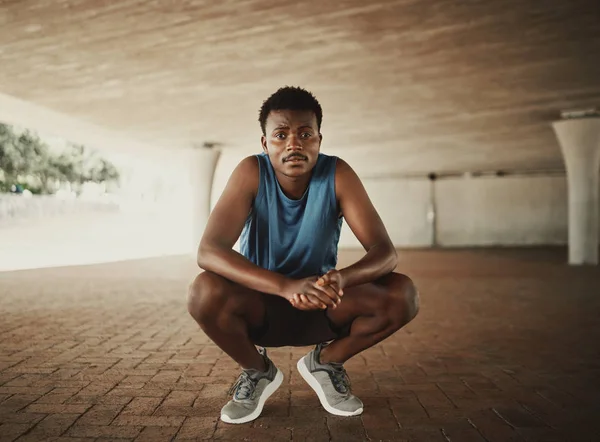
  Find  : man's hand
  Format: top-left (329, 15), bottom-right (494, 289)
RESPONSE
top-left (281, 276), bottom-right (342, 311)
top-left (317, 269), bottom-right (345, 296)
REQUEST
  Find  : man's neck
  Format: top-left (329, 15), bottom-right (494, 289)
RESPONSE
top-left (275, 172), bottom-right (311, 200)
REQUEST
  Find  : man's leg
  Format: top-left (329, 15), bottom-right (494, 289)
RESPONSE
top-left (321, 272), bottom-right (420, 364)
top-left (187, 271), bottom-right (267, 371)
top-left (187, 271), bottom-right (284, 424)
top-left (295, 272), bottom-right (419, 416)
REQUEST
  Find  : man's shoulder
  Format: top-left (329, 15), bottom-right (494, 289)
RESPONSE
top-left (332, 156), bottom-right (352, 175)
top-left (235, 155), bottom-right (260, 173)
top-left (333, 157), bottom-right (363, 196)
top-left (229, 155), bottom-right (260, 192)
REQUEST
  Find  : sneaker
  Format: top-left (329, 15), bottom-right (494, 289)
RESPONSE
top-left (220, 347), bottom-right (283, 424)
top-left (297, 342), bottom-right (363, 416)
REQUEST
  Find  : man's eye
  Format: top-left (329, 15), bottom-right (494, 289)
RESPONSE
top-left (301, 132), bottom-right (311, 138)
top-left (275, 133), bottom-right (286, 139)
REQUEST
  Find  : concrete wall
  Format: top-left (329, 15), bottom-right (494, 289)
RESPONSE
top-left (436, 175), bottom-right (569, 246)
top-left (338, 178), bottom-right (432, 248)
top-left (4, 150), bottom-right (597, 272)
top-left (211, 151), bottom-right (599, 248)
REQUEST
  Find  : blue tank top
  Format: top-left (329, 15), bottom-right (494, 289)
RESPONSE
top-left (239, 152), bottom-right (343, 279)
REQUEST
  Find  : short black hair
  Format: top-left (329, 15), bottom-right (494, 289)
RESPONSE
top-left (258, 86), bottom-right (323, 135)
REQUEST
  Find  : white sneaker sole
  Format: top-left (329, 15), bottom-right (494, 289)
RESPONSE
top-left (220, 368), bottom-right (284, 424)
top-left (297, 356), bottom-right (363, 417)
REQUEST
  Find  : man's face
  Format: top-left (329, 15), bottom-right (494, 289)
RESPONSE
top-left (261, 109), bottom-right (322, 178)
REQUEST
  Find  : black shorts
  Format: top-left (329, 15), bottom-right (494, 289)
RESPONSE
top-left (248, 294), bottom-right (350, 347)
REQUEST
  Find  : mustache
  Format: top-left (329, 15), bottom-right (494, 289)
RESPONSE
top-left (283, 153), bottom-right (307, 162)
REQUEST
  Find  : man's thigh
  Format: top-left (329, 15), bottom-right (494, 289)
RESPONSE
top-left (325, 272), bottom-right (412, 329)
top-left (196, 271), bottom-right (267, 330)
top-left (196, 272), bottom-right (341, 348)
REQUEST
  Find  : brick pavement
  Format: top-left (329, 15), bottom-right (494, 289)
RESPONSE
top-left (0, 248), bottom-right (599, 441)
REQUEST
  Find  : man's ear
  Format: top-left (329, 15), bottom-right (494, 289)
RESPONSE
top-left (319, 133), bottom-right (323, 145)
top-left (261, 135), bottom-right (268, 153)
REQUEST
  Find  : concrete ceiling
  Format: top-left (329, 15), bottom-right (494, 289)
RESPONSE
top-left (1, 0), bottom-right (599, 176)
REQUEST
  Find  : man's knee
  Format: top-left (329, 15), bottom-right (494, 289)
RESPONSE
top-left (187, 271), bottom-right (229, 324)
top-left (385, 273), bottom-right (420, 329)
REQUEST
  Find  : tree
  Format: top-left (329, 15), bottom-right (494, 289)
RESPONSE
top-left (0, 122), bottom-right (121, 194)
top-left (86, 157), bottom-right (120, 184)
top-left (0, 123), bottom-right (21, 183)
top-left (16, 131), bottom-right (59, 193)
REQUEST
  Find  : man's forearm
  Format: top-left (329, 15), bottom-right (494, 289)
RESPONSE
top-left (198, 244), bottom-right (288, 295)
top-left (339, 243), bottom-right (397, 288)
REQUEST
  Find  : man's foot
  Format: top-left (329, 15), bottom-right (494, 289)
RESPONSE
top-left (296, 342), bottom-right (363, 416)
top-left (220, 347), bottom-right (283, 424)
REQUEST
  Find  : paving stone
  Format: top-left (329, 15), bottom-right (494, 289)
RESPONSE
top-left (0, 249), bottom-right (597, 442)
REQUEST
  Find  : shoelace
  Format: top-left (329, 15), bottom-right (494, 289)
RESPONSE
top-left (329, 364), bottom-right (351, 395)
top-left (228, 371), bottom-right (256, 400)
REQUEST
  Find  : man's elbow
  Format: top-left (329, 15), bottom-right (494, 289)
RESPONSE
top-left (196, 243), bottom-right (214, 271)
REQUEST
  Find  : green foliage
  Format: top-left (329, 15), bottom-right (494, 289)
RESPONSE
top-left (0, 123), bottom-right (120, 194)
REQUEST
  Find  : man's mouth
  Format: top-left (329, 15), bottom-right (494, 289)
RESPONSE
top-left (284, 155), bottom-right (307, 163)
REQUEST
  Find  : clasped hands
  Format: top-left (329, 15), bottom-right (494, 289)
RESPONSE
top-left (281, 269), bottom-right (344, 311)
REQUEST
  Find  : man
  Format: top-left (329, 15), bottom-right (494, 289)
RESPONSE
top-left (187, 86), bottom-right (419, 424)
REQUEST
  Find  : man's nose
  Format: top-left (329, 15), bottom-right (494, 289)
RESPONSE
top-left (286, 134), bottom-right (302, 150)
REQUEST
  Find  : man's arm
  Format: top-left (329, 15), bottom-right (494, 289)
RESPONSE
top-left (334, 158), bottom-right (398, 288)
top-left (197, 156), bottom-right (288, 295)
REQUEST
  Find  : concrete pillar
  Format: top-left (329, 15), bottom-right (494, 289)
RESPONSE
top-left (189, 147), bottom-right (221, 254)
top-left (552, 117), bottom-right (600, 265)
top-left (427, 173), bottom-right (438, 247)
